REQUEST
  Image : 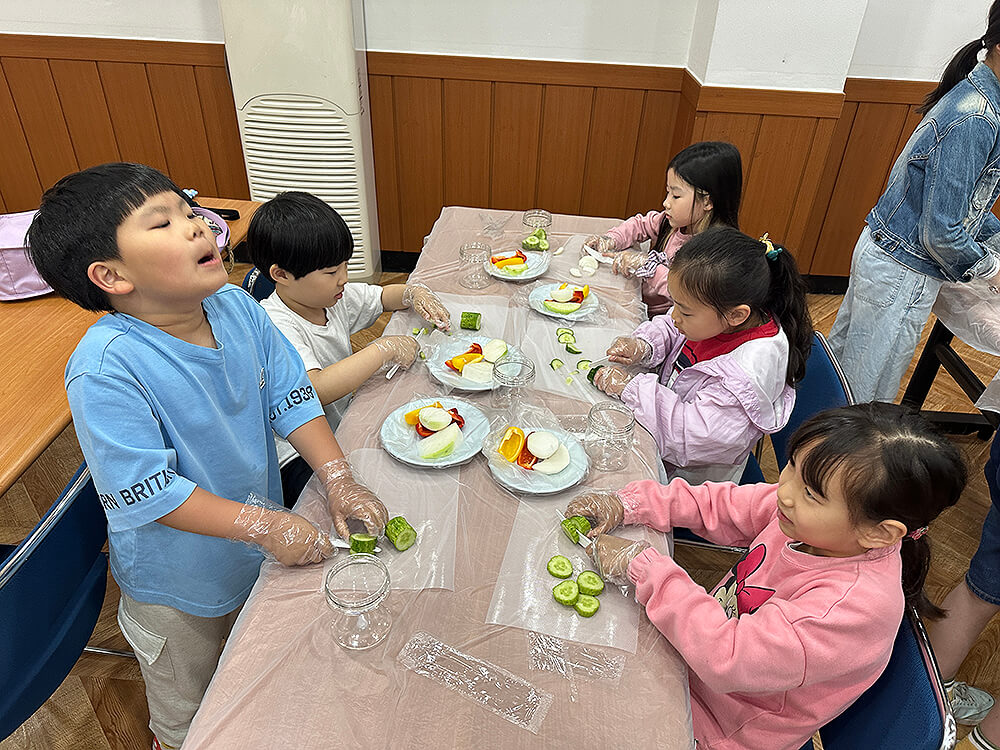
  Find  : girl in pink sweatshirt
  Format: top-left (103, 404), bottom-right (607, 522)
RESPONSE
top-left (583, 141), bottom-right (742, 316)
top-left (564, 402), bottom-right (966, 750)
top-left (593, 227), bottom-right (814, 484)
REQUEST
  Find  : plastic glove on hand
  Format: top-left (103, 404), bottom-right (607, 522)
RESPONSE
top-left (606, 336), bottom-right (652, 366)
top-left (611, 250), bottom-right (648, 277)
top-left (565, 491), bottom-right (625, 536)
top-left (583, 234), bottom-right (618, 256)
top-left (594, 365), bottom-right (633, 397)
top-left (319, 458), bottom-right (389, 541)
top-left (588, 533), bottom-right (651, 586)
top-left (403, 283), bottom-right (451, 331)
top-left (370, 335), bottom-right (419, 371)
top-left (233, 504), bottom-right (335, 566)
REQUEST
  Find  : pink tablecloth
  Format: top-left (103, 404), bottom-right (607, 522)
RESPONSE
top-left (183, 207), bottom-right (695, 749)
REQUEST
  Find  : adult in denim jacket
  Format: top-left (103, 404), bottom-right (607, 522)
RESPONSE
top-left (829, 6), bottom-right (1000, 403)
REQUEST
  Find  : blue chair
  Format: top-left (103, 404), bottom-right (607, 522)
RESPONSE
top-left (242, 267), bottom-right (275, 302)
top-left (802, 606), bottom-right (956, 750)
top-left (0, 464), bottom-right (117, 740)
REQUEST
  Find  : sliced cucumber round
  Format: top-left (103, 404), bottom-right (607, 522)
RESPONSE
top-left (574, 594), bottom-right (600, 617)
top-left (565, 343), bottom-right (583, 355)
top-left (549, 358), bottom-right (564, 370)
top-left (553, 579), bottom-right (580, 606)
top-left (386, 516), bottom-right (417, 551)
top-left (349, 533), bottom-right (378, 554)
top-left (577, 359), bottom-right (592, 371)
top-left (556, 331), bottom-right (577, 344)
top-left (547, 554), bottom-right (573, 579)
top-left (577, 570), bottom-right (605, 596)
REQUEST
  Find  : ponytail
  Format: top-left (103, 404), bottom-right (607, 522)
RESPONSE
top-left (902, 536), bottom-right (943, 620)
top-left (763, 237), bottom-right (812, 385)
top-left (918, 2), bottom-right (1000, 115)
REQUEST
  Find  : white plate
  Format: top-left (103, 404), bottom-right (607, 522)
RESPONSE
top-left (426, 335), bottom-right (521, 392)
top-left (485, 250), bottom-right (550, 281)
top-left (380, 398), bottom-right (489, 469)
top-left (483, 428), bottom-right (589, 495)
top-left (527, 284), bottom-right (600, 322)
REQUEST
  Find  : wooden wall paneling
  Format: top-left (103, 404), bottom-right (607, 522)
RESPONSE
top-left (811, 101), bottom-right (912, 276)
top-left (579, 87), bottom-right (644, 218)
top-left (0, 65), bottom-right (41, 211)
top-left (441, 79), bottom-right (491, 209)
top-left (490, 82), bottom-right (542, 211)
top-left (98, 62), bottom-right (168, 172)
top-left (2, 57), bottom-right (78, 191)
top-left (193, 66), bottom-right (250, 199)
top-left (784, 118), bottom-right (836, 255)
top-left (48, 60), bottom-right (120, 169)
top-left (0, 34), bottom-right (226, 67)
top-left (392, 76), bottom-right (444, 251)
top-left (625, 90), bottom-right (680, 218)
top-left (879, 104), bottom-right (922, 195)
top-left (145, 63), bottom-right (218, 195)
top-left (535, 84), bottom-right (593, 216)
top-left (694, 112), bottom-right (763, 198)
top-left (367, 75), bottom-right (402, 252)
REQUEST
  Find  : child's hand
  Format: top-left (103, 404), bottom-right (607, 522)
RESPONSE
top-left (370, 335), bottom-right (419, 370)
top-left (403, 283), bottom-right (452, 332)
top-left (588, 533), bottom-right (651, 586)
top-left (583, 234), bottom-right (618, 256)
top-left (611, 250), bottom-right (647, 277)
top-left (606, 336), bottom-right (652, 365)
top-left (233, 504), bottom-right (335, 566)
top-left (319, 458), bottom-right (390, 541)
top-left (594, 365), bottom-right (633, 397)
top-left (565, 491), bottom-right (624, 536)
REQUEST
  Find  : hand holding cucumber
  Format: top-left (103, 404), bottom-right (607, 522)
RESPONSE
top-left (565, 491), bottom-right (625, 536)
top-left (588, 534), bottom-right (651, 586)
top-left (403, 282), bottom-right (452, 332)
top-left (593, 365), bottom-right (633, 397)
top-left (606, 336), bottom-right (652, 366)
top-left (319, 458), bottom-right (389, 541)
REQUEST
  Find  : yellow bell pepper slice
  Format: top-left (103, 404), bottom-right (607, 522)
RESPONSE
top-left (498, 426), bottom-right (525, 462)
top-left (404, 401), bottom-right (444, 425)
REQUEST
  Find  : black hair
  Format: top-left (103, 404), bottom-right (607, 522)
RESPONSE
top-left (918, 0), bottom-right (1000, 114)
top-left (246, 191), bottom-right (354, 280)
top-left (786, 403), bottom-right (966, 620)
top-left (651, 141), bottom-right (743, 254)
top-left (26, 162), bottom-right (183, 312)
top-left (669, 226), bottom-right (813, 385)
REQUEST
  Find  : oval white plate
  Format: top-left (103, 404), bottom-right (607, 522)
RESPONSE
top-left (482, 427), bottom-right (588, 495)
top-left (380, 398), bottom-right (489, 468)
top-left (527, 284), bottom-right (600, 322)
top-left (485, 250), bottom-right (550, 282)
top-left (426, 335), bottom-right (522, 392)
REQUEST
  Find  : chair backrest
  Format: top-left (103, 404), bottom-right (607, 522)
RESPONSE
top-left (772, 331), bottom-right (854, 470)
top-left (0, 464), bottom-right (109, 741)
top-left (810, 606), bottom-right (956, 750)
top-left (242, 267), bottom-right (275, 302)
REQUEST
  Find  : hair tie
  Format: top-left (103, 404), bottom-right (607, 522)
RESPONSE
top-left (983, 37), bottom-right (989, 49)
top-left (759, 232), bottom-right (782, 260)
top-left (905, 526), bottom-right (928, 541)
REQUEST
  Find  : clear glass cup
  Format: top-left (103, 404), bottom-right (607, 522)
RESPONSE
top-left (522, 209), bottom-right (552, 234)
top-left (324, 553), bottom-right (392, 651)
top-left (584, 402), bottom-right (635, 471)
top-left (459, 241), bottom-right (493, 290)
top-left (491, 355), bottom-right (536, 419)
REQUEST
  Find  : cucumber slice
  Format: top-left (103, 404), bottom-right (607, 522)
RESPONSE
top-left (553, 579), bottom-right (580, 606)
top-left (555, 327), bottom-right (574, 337)
top-left (349, 533), bottom-right (377, 554)
top-left (574, 594), bottom-right (600, 617)
top-left (537, 239), bottom-right (550, 251)
top-left (385, 516), bottom-right (417, 551)
top-left (547, 554), bottom-right (573, 579)
top-left (549, 358), bottom-right (564, 370)
top-left (565, 343), bottom-right (583, 355)
top-left (556, 332), bottom-right (577, 344)
top-left (412, 327), bottom-right (421, 335)
top-left (577, 359), bottom-right (592, 371)
top-left (587, 365), bottom-right (602, 384)
top-left (460, 311), bottom-right (482, 330)
top-left (522, 235), bottom-right (540, 250)
top-left (577, 571), bottom-right (605, 596)
top-left (532, 227), bottom-right (547, 240)
top-left (561, 515), bottom-right (592, 544)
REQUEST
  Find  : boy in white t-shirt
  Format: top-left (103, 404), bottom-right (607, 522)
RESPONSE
top-left (246, 191), bottom-right (452, 506)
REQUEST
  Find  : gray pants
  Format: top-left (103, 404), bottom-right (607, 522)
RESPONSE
top-left (118, 592), bottom-right (241, 749)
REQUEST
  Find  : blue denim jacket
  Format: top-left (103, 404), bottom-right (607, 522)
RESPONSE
top-left (867, 62), bottom-right (1000, 282)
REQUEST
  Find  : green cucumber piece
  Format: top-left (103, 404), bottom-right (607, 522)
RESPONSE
top-left (385, 516), bottom-right (417, 551)
top-left (547, 554), bottom-right (573, 579)
top-left (555, 327), bottom-right (574, 337)
top-left (553, 579), bottom-right (580, 606)
top-left (565, 375), bottom-right (574, 385)
top-left (587, 365), bottom-right (603, 384)
top-left (349, 533), bottom-right (377, 554)
top-left (412, 327), bottom-right (421, 335)
top-left (565, 343), bottom-right (583, 355)
top-left (522, 235), bottom-right (540, 250)
top-left (460, 311), bottom-right (482, 330)
top-left (561, 515), bottom-right (592, 544)
top-left (532, 227), bottom-right (547, 240)
top-left (574, 594), bottom-right (600, 617)
top-left (537, 239), bottom-right (550, 251)
top-left (549, 358), bottom-right (564, 370)
top-left (577, 570), bottom-right (605, 596)
top-left (577, 359), bottom-right (592, 371)
top-left (556, 332), bottom-right (577, 344)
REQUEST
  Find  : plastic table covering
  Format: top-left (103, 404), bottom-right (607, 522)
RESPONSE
top-left (183, 207), bottom-right (695, 749)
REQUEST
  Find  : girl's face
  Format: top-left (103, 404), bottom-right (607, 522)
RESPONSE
top-left (662, 168), bottom-right (713, 232)
top-left (667, 274), bottom-right (750, 342)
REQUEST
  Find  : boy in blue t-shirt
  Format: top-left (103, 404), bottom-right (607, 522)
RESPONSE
top-left (27, 163), bottom-right (389, 750)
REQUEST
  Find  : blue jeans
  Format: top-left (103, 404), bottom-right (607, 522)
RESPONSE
top-left (968, 431), bottom-right (1000, 606)
top-left (828, 227), bottom-right (944, 402)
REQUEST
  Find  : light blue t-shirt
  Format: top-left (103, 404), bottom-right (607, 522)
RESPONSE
top-left (66, 284), bottom-right (324, 617)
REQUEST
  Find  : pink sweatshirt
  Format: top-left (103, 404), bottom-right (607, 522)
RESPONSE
top-left (607, 210), bottom-right (690, 316)
top-left (620, 479), bottom-right (904, 750)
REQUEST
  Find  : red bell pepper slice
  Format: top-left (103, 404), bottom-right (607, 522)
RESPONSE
top-left (447, 408), bottom-right (465, 429)
top-left (415, 423), bottom-right (435, 437)
top-left (516, 443), bottom-right (538, 470)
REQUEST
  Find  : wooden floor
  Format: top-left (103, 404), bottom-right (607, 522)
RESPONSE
top-left (2, 273), bottom-right (999, 749)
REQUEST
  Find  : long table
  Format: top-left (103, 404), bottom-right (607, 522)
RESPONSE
top-left (183, 207), bottom-right (695, 749)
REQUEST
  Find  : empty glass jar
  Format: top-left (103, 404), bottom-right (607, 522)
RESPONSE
top-left (324, 553), bottom-right (392, 651)
top-left (491, 355), bottom-right (536, 420)
top-left (584, 402), bottom-right (635, 471)
top-left (459, 241), bottom-right (493, 289)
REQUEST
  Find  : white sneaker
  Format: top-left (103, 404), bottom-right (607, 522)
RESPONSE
top-left (949, 681), bottom-right (996, 725)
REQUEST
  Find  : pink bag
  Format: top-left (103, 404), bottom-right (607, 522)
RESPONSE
top-left (0, 210), bottom-right (52, 301)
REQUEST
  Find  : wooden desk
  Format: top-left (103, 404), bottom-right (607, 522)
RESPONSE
top-left (0, 197), bottom-right (260, 497)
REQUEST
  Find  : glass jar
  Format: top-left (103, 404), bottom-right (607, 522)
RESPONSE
top-left (584, 402), bottom-right (635, 471)
top-left (522, 209), bottom-right (552, 234)
top-left (324, 553), bottom-right (392, 651)
top-left (459, 241), bottom-right (493, 290)
top-left (491, 355), bottom-right (536, 419)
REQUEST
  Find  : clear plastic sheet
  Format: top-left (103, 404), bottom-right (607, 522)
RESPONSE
top-left (379, 393), bottom-right (490, 468)
top-left (398, 630), bottom-right (554, 734)
top-left (526, 631), bottom-right (626, 694)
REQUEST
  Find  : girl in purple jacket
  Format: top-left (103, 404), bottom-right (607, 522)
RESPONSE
top-left (593, 227), bottom-right (813, 484)
top-left (583, 141), bottom-right (742, 316)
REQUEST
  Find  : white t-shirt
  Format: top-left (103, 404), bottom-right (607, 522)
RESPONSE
top-left (261, 282), bottom-right (384, 466)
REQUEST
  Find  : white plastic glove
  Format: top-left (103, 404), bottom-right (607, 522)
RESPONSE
top-left (369, 335), bottom-right (419, 371)
top-left (611, 250), bottom-right (648, 277)
top-left (593, 365), bottom-right (634, 398)
top-left (565, 491), bottom-right (625, 537)
top-left (587, 533), bottom-right (651, 587)
top-left (233, 500), bottom-right (335, 566)
top-left (403, 283), bottom-right (451, 331)
top-left (606, 336), bottom-right (652, 366)
top-left (319, 458), bottom-right (389, 541)
top-left (583, 234), bottom-right (619, 256)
